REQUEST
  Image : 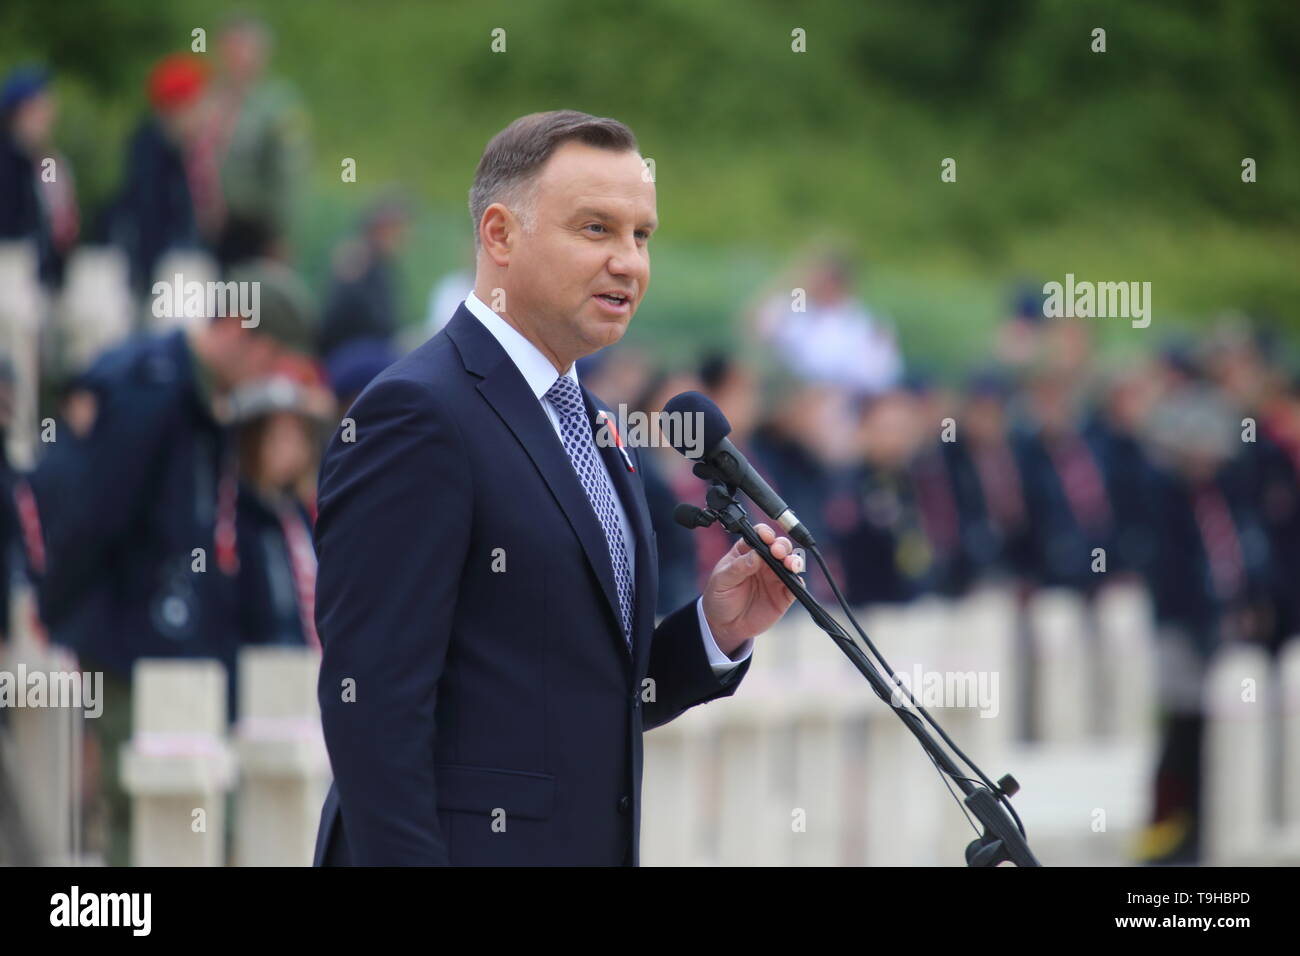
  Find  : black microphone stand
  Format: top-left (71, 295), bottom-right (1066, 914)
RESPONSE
top-left (682, 476), bottom-right (1040, 867)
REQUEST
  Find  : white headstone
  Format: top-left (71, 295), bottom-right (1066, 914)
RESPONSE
top-left (233, 646), bottom-right (328, 866)
top-left (1203, 643), bottom-right (1272, 864)
top-left (120, 659), bottom-right (234, 866)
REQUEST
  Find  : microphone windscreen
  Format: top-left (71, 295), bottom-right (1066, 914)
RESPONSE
top-left (673, 503), bottom-right (703, 529)
top-left (663, 391), bottom-right (731, 457)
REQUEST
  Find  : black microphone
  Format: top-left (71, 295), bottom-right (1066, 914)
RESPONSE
top-left (673, 503), bottom-right (714, 530)
top-left (662, 391), bottom-right (816, 549)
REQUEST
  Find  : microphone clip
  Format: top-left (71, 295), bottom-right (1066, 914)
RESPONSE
top-left (672, 478), bottom-right (741, 532)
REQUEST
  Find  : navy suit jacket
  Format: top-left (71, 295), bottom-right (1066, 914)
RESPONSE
top-left (312, 304), bottom-right (750, 865)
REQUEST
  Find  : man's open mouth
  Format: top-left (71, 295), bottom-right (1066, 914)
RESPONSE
top-left (595, 293), bottom-right (630, 305)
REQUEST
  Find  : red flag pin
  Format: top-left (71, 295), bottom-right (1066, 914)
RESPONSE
top-left (595, 410), bottom-right (636, 473)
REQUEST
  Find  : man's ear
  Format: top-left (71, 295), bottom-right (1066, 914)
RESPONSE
top-left (479, 203), bottom-right (517, 267)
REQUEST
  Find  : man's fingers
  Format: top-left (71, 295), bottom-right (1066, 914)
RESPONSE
top-left (735, 523), bottom-right (774, 557)
top-left (730, 526), bottom-right (801, 574)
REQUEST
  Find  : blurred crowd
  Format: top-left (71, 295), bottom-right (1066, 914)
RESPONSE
top-left (0, 16), bottom-right (408, 865)
top-left (2, 15), bottom-right (1297, 868)
top-left (586, 253), bottom-right (1300, 866)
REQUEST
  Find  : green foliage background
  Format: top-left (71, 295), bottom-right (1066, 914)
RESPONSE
top-left (4, 0), bottom-right (1297, 374)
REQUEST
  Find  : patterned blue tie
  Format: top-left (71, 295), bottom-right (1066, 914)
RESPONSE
top-left (545, 374), bottom-right (635, 645)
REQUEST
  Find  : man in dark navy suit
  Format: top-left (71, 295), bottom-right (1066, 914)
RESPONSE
top-left (312, 111), bottom-right (803, 866)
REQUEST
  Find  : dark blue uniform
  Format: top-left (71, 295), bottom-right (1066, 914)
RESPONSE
top-left (235, 486), bottom-right (316, 648)
top-left (1089, 413), bottom-right (1162, 579)
top-left (0, 130), bottom-right (59, 285)
top-left (317, 245), bottom-right (401, 359)
top-left (825, 461), bottom-right (937, 607)
top-left (942, 436), bottom-right (1035, 588)
top-left (1012, 423), bottom-right (1115, 593)
top-left (30, 329), bottom-right (245, 711)
top-left (106, 117), bottom-right (201, 295)
top-left (1141, 458), bottom-right (1273, 863)
top-left (1237, 432), bottom-right (1300, 652)
top-left (1148, 460), bottom-right (1274, 657)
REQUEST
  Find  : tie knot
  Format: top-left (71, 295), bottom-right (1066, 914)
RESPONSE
top-left (545, 374), bottom-right (585, 418)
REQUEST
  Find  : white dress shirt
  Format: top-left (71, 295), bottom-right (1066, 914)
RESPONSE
top-left (462, 291), bottom-right (752, 674)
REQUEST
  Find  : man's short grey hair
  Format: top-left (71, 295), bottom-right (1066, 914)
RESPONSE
top-left (468, 110), bottom-right (639, 254)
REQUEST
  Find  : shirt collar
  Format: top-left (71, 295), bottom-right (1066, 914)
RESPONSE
top-left (463, 290), bottom-right (580, 400)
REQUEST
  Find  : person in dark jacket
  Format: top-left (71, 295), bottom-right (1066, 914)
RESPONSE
top-left (750, 377), bottom-right (842, 604)
top-left (28, 260), bottom-right (315, 864)
top-left (31, 260), bottom-right (316, 676)
top-left (1087, 364), bottom-right (1164, 580)
top-left (108, 55), bottom-right (208, 296)
top-left (1205, 327), bottom-right (1300, 655)
top-left (826, 388), bottom-right (937, 606)
top-left (943, 371), bottom-right (1035, 590)
top-left (232, 369), bottom-right (334, 650)
top-left (317, 199), bottom-right (410, 358)
top-left (0, 65), bottom-right (78, 287)
top-left (1012, 368), bottom-right (1114, 594)
top-left (1135, 387), bottom-right (1274, 865)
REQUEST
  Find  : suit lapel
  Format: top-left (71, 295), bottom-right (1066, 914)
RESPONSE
top-left (446, 307), bottom-right (629, 659)
top-left (585, 391), bottom-right (656, 662)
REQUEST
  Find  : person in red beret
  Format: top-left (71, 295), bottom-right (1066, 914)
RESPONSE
top-left (148, 54), bottom-right (207, 113)
top-left (107, 54), bottom-right (210, 294)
